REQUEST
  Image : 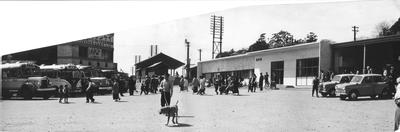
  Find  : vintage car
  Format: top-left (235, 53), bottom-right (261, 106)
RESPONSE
top-left (319, 74), bottom-right (354, 97)
top-left (335, 74), bottom-right (392, 100)
top-left (2, 76), bottom-right (57, 99)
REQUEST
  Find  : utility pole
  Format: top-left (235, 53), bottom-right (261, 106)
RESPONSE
top-left (210, 15), bottom-right (224, 59)
top-left (352, 26), bottom-right (359, 41)
top-left (185, 39), bottom-right (190, 78)
top-left (198, 49), bottom-right (202, 61)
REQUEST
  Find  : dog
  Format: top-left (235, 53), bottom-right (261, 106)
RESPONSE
top-left (159, 101), bottom-right (179, 125)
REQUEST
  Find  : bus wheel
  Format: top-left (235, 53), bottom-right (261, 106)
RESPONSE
top-left (21, 85), bottom-right (33, 100)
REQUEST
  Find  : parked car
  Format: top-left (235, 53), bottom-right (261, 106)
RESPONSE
top-left (319, 74), bottom-right (354, 97)
top-left (335, 74), bottom-right (392, 100)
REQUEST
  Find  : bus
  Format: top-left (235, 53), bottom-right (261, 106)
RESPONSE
top-left (39, 64), bottom-right (83, 94)
top-left (77, 65), bottom-right (112, 94)
top-left (2, 62), bottom-right (57, 99)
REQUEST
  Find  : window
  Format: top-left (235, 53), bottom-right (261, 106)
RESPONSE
top-left (97, 62), bottom-right (100, 67)
top-left (296, 58), bottom-right (319, 77)
top-left (79, 46), bottom-right (88, 58)
top-left (105, 63), bottom-right (108, 67)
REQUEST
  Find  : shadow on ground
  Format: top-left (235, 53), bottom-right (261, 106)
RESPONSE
top-left (167, 123), bottom-right (193, 127)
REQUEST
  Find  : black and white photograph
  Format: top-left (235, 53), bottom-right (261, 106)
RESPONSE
top-left (1, 0), bottom-right (400, 131)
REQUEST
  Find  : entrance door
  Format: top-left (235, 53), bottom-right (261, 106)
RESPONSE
top-left (271, 61), bottom-right (284, 84)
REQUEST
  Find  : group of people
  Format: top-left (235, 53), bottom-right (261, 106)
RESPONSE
top-left (139, 75), bottom-right (161, 95)
top-left (248, 72), bottom-right (270, 92)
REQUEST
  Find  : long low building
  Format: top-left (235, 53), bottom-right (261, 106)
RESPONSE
top-left (197, 35), bottom-right (400, 87)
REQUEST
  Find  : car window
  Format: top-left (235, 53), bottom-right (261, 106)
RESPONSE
top-left (373, 76), bottom-right (383, 82)
top-left (351, 76), bottom-right (363, 83)
top-left (340, 76), bottom-right (351, 83)
top-left (362, 76), bottom-right (375, 83)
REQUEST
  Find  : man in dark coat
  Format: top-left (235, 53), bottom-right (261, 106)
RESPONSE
top-left (312, 76), bottom-right (320, 97)
top-left (128, 76), bottom-right (136, 96)
top-left (259, 73), bottom-right (264, 91)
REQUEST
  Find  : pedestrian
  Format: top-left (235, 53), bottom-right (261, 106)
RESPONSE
top-left (118, 78), bottom-right (125, 97)
top-left (151, 75), bottom-right (159, 94)
top-left (192, 76), bottom-right (200, 94)
top-left (248, 75), bottom-right (253, 92)
top-left (128, 75), bottom-right (136, 96)
top-left (252, 74), bottom-right (257, 92)
top-left (214, 75), bottom-right (221, 95)
top-left (265, 72), bottom-right (269, 89)
top-left (259, 73), bottom-right (264, 91)
top-left (58, 85), bottom-right (64, 103)
top-left (312, 76), bottom-right (319, 97)
top-left (112, 79), bottom-right (120, 102)
top-left (179, 76), bottom-right (185, 92)
top-left (63, 85), bottom-right (69, 103)
top-left (140, 79), bottom-right (147, 95)
top-left (183, 77), bottom-right (189, 92)
top-left (160, 73), bottom-right (173, 107)
top-left (85, 78), bottom-right (95, 103)
top-left (145, 76), bottom-right (151, 94)
top-left (232, 76), bottom-right (240, 96)
top-left (394, 77), bottom-right (400, 131)
top-left (198, 75), bottom-right (206, 95)
top-left (219, 76), bottom-right (226, 95)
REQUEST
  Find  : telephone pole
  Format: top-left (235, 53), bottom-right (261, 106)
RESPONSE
top-left (185, 39), bottom-right (190, 78)
top-left (210, 15), bottom-right (224, 59)
top-left (352, 26), bottom-right (359, 41)
top-left (198, 49), bottom-right (202, 61)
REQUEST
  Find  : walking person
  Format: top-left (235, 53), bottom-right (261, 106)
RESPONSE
top-left (312, 76), bottom-right (319, 97)
top-left (394, 77), bottom-right (400, 131)
top-left (63, 85), bottom-right (69, 103)
top-left (232, 76), bottom-right (240, 96)
top-left (219, 76), bottom-right (226, 95)
top-left (118, 78), bottom-right (125, 97)
top-left (160, 73), bottom-right (173, 107)
top-left (85, 78), bottom-right (95, 103)
top-left (259, 73), bottom-right (264, 91)
top-left (183, 77), bottom-right (189, 92)
top-left (112, 79), bottom-right (120, 102)
top-left (151, 75), bottom-right (159, 94)
top-left (252, 74), bottom-right (257, 92)
top-left (58, 85), bottom-right (65, 103)
top-left (198, 75), bottom-right (206, 95)
top-left (179, 76), bottom-right (185, 92)
top-left (214, 75), bottom-right (221, 95)
top-left (140, 79), bottom-right (147, 95)
top-left (192, 76), bottom-right (200, 94)
top-left (265, 72), bottom-right (270, 89)
top-left (128, 75), bottom-right (136, 96)
top-left (248, 75), bottom-right (253, 92)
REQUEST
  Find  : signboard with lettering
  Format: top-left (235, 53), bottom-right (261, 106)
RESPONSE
top-left (88, 47), bottom-right (103, 59)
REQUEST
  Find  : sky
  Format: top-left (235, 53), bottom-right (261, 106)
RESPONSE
top-left (1, 0), bottom-right (400, 75)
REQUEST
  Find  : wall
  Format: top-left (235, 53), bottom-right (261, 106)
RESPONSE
top-left (253, 43), bottom-right (319, 86)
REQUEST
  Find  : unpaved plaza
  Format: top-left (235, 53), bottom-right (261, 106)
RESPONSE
top-left (0, 86), bottom-right (396, 132)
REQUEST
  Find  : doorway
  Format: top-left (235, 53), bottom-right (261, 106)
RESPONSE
top-left (271, 61), bottom-right (284, 84)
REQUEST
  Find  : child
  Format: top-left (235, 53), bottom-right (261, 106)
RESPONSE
top-left (63, 85), bottom-right (69, 103)
top-left (58, 85), bottom-right (64, 103)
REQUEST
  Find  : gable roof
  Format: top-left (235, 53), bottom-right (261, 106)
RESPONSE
top-left (135, 53), bottom-right (184, 70)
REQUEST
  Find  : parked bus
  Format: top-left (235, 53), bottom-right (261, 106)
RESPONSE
top-left (39, 64), bottom-right (83, 94)
top-left (77, 65), bottom-right (112, 94)
top-left (1, 62), bottom-right (57, 99)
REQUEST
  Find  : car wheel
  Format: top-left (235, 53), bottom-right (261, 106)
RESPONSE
top-left (2, 90), bottom-right (12, 99)
top-left (340, 95), bottom-right (346, 100)
top-left (321, 93), bottom-right (327, 97)
top-left (370, 95), bottom-right (376, 99)
top-left (329, 90), bottom-right (336, 97)
top-left (348, 91), bottom-right (358, 101)
top-left (380, 89), bottom-right (390, 99)
top-left (21, 85), bottom-right (34, 100)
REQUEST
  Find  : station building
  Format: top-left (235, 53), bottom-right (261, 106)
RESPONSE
top-left (197, 35), bottom-right (400, 87)
top-left (2, 33), bottom-right (116, 70)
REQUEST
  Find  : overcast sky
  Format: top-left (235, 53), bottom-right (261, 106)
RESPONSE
top-left (1, 0), bottom-right (399, 75)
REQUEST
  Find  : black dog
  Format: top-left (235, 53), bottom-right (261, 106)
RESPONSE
top-left (159, 101), bottom-right (179, 125)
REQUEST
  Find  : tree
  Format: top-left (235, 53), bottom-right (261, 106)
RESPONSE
top-left (248, 33), bottom-right (270, 52)
top-left (305, 32), bottom-right (318, 43)
top-left (268, 30), bottom-right (294, 48)
top-left (215, 49), bottom-right (236, 58)
top-left (374, 21), bottom-right (394, 37)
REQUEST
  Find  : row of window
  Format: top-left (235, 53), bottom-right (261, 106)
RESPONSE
top-left (296, 57), bottom-right (319, 77)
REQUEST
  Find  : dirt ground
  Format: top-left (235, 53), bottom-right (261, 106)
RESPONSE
top-left (0, 86), bottom-right (396, 132)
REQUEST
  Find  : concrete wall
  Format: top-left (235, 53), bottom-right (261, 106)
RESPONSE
top-left (57, 45), bottom-right (73, 57)
top-left (197, 55), bottom-right (255, 77)
top-left (319, 40), bottom-right (333, 73)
